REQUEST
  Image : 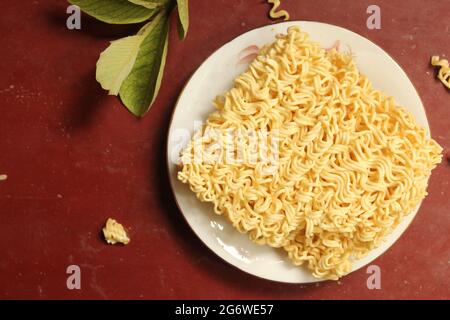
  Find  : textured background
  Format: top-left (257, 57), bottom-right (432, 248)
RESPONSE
top-left (0, 0), bottom-right (449, 299)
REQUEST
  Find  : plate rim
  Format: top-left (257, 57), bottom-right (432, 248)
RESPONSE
top-left (165, 20), bottom-right (430, 284)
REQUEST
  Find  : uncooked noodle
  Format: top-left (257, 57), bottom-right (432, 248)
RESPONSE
top-left (431, 56), bottom-right (450, 89)
top-left (178, 27), bottom-right (442, 280)
top-left (267, 0), bottom-right (290, 21)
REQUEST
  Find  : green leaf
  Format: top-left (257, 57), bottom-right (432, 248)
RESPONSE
top-left (118, 10), bottom-right (170, 116)
top-left (68, 0), bottom-right (157, 24)
top-left (127, 0), bottom-right (171, 9)
top-left (96, 35), bottom-right (143, 95)
top-left (176, 0), bottom-right (189, 40)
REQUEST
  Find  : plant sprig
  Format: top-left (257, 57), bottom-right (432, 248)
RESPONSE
top-left (69, 0), bottom-right (189, 117)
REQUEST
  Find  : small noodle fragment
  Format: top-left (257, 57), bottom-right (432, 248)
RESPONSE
top-left (178, 27), bottom-right (442, 280)
top-left (102, 218), bottom-right (130, 245)
top-left (267, 0), bottom-right (290, 21)
top-left (431, 56), bottom-right (450, 89)
top-left (0, 174), bottom-right (7, 181)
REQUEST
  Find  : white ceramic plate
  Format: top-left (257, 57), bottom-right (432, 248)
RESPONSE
top-left (166, 21), bottom-right (429, 283)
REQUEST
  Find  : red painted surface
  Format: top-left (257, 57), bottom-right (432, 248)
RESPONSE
top-left (0, 0), bottom-right (449, 300)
